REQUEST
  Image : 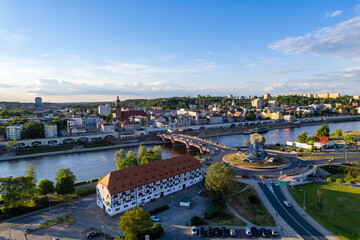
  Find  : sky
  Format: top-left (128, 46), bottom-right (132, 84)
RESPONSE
top-left (0, 0), bottom-right (360, 102)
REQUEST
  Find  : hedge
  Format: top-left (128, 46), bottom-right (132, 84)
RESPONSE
top-left (149, 205), bottom-right (169, 215)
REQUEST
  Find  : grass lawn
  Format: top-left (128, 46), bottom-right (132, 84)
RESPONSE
top-left (36, 213), bottom-right (76, 230)
top-left (299, 154), bottom-right (359, 161)
top-left (225, 153), bottom-right (288, 168)
top-left (16, 145), bottom-right (74, 155)
top-left (230, 186), bottom-right (275, 226)
top-left (288, 182), bottom-right (360, 240)
top-left (209, 211), bottom-right (246, 226)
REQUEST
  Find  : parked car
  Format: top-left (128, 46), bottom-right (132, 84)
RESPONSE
top-left (251, 227), bottom-right (260, 237)
top-left (229, 228), bottom-right (236, 237)
top-left (214, 227), bottom-right (221, 236)
top-left (191, 226), bottom-right (198, 236)
top-left (270, 228), bottom-right (278, 237)
top-left (245, 227), bottom-right (252, 237)
top-left (151, 215), bottom-right (160, 222)
top-left (260, 228), bottom-right (270, 238)
top-left (221, 227), bottom-right (229, 237)
top-left (283, 200), bottom-right (292, 207)
top-left (87, 231), bottom-right (101, 239)
top-left (199, 227), bottom-right (206, 238)
top-left (207, 226), bottom-right (214, 237)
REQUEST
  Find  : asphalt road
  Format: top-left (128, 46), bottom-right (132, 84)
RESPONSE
top-left (259, 182), bottom-right (327, 240)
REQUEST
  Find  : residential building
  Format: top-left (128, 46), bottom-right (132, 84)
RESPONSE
top-left (115, 96), bottom-right (148, 122)
top-left (251, 98), bottom-right (263, 109)
top-left (283, 115), bottom-right (296, 122)
top-left (96, 155), bottom-right (203, 216)
top-left (101, 123), bottom-right (115, 133)
top-left (98, 104), bottom-right (111, 115)
top-left (45, 124), bottom-right (58, 138)
top-left (6, 124), bottom-right (23, 140)
top-left (68, 126), bottom-right (86, 135)
top-left (354, 95), bottom-right (360, 100)
top-left (35, 97), bottom-right (42, 108)
top-left (268, 100), bottom-right (278, 108)
top-left (263, 93), bottom-right (271, 99)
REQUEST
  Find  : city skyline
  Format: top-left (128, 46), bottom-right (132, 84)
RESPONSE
top-left (1, 0), bottom-right (360, 102)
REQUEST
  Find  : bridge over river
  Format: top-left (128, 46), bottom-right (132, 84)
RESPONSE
top-left (159, 133), bottom-right (235, 153)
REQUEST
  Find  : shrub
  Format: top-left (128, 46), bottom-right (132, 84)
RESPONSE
top-left (151, 223), bottom-right (164, 238)
top-left (336, 178), bottom-right (344, 184)
top-left (204, 203), bottom-right (222, 219)
top-left (276, 143), bottom-right (280, 146)
top-left (326, 177), bottom-right (332, 182)
top-left (248, 195), bottom-right (259, 204)
top-left (149, 205), bottom-right (169, 215)
top-left (190, 215), bottom-right (203, 226)
top-left (347, 181), bottom-right (354, 186)
top-left (33, 197), bottom-right (50, 207)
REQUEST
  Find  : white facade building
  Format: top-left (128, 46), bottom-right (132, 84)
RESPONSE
top-left (98, 104), bottom-right (111, 115)
top-left (96, 155), bottom-right (203, 216)
top-left (251, 98), bottom-right (263, 109)
top-left (45, 124), bottom-right (58, 138)
top-left (6, 125), bottom-right (23, 140)
top-left (101, 123), bottom-right (115, 133)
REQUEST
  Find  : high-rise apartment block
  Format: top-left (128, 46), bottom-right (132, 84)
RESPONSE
top-left (35, 97), bottom-right (42, 108)
top-left (6, 125), bottom-right (23, 140)
top-left (98, 104), bottom-right (111, 115)
top-left (45, 124), bottom-right (58, 138)
top-left (251, 98), bottom-right (263, 109)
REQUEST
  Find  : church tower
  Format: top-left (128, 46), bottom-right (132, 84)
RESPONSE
top-left (115, 96), bottom-right (122, 120)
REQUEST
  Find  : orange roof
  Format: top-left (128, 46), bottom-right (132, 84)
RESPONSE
top-left (98, 155), bottom-right (202, 195)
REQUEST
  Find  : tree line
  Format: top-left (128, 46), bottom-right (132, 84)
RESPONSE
top-left (0, 164), bottom-right (77, 208)
top-left (114, 145), bottom-right (162, 170)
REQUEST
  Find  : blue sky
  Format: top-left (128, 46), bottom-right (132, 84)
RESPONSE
top-left (0, 0), bottom-right (359, 102)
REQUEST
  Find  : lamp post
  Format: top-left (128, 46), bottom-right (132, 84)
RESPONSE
top-left (300, 189), bottom-right (306, 210)
top-left (48, 196), bottom-right (52, 218)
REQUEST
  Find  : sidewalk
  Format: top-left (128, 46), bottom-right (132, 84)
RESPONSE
top-left (237, 178), bottom-right (302, 240)
top-left (280, 185), bottom-right (340, 240)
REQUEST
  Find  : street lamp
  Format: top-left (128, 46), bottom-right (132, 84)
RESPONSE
top-left (300, 189), bottom-right (306, 210)
top-left (48, 196), bottom-right (52, 218)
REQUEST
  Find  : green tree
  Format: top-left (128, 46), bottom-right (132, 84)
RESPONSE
top-left (205, 163), bottom-right (237, 195)
top-left (335, 128), bottom-right (342, 137)
top-left (25, 163), bottom-right (37, 184)
top-left (125, 150), bottom-right (138, 167)
top-left (37, 179), bottom-right (55, 195)
top-left (137, 145), bottom-right (146, 161)
top-left (316, 124), bottom-right (330, 137)
top-left (55, 168), bottom-right (77, 183)
top-left (344, 136), bottom-right (356, 143)
top-left (119, 206), bottom-right (151, 240)
top-left (297, 131), bottom-right (308, 143)
top-left (0, 176), bottom-right (35, 208)
top-left (21, 121), bottom-right (45, 139)
top-left (0, 126), bottom-right (5, 136)
top-left (244, 139), bottom-right (250, 147)
top-left (115, 149), bottom-right (126, 170)
top-left (6, 138), bottom-right (17, 149)
top-left (56, 176), bottom-right (75, 195)
top-left (153, 145), bottom-right (162, 160)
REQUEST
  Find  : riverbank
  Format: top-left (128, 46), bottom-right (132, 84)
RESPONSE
top-left (0, 140), bottom-right (163, 162)
top-left (196, 119), bottom-right (360, 138)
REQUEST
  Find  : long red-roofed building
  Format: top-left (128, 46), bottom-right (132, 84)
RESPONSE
top-left (96, 155), bottom-right (203, 216)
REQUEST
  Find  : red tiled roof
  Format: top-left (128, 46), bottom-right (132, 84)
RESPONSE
top-left (98, 155), bottom-right (202, 195)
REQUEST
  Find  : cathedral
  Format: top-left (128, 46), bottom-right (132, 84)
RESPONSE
top-left (115, 96), bottom-right (148, 121)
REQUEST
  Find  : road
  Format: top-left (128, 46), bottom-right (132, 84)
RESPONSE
top-left (259, 182), bottom-right (328, 240)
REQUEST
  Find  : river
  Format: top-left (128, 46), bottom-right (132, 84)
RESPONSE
top-left (0, 121), bottom-right (359, 182)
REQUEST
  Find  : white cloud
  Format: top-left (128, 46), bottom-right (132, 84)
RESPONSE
top-left (325, 10), bottom-right (343, 18)
top-left (267, 68), bottom-right (303, 75)
top-left (269, 16), bottom-right (360, 60)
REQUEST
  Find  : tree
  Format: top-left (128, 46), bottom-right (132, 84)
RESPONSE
top-left (153, 145), bottom-right (162, 160)
top-left (0, 126), bottom-right (5, 136)
top-left (344, 136), bottom-right (356, 143)
top-left (137, 145), bottom-right (146, 161)
top-left (119, 206), bottom-right (151, 240)
top-left (25, 163), bottom-right (37, 185)
top-left (21, 121), bottom-right (45, 139)
top-left (297, 131), bottom-right (308, 143)
top-left (205, 163), bottom-right (237, 195)
top-left (55, 168), bottom-right (77, 183)
top-left (56, 176), bottom-right (75, 195)
top-left (316, 124), bottom-right (330, 137)
top-left (6, 138), bottom-right (17, 149)
top-left (140, 148), bottom-right (162, 165)
top-left (335, 128), bottom-right (342, 137)
top-left (115, 149), bottom-right (138, 170)
top-left (0, 176), bottom-right (35, 208)
top-left (37, 179), bottom-right (55, 195)
top-left (115, 149), bottom-right (126, 170)
top-left (190, 215), bottom-right (203, 226)
top-left (244, 139), bottom-right (250, 147)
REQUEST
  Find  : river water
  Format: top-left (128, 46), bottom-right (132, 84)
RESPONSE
top-left (0, 121), bottom-right (359, 182)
